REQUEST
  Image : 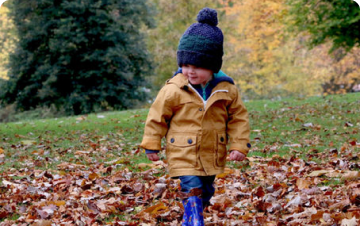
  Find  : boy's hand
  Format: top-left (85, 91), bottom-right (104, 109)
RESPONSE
top-left (147, 153), bottom-right (160, 161)
top-left (229, 150), bottom-right (246, 161)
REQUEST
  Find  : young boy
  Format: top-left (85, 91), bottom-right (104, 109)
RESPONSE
top-left (140, 7), bottom-right (251, 225)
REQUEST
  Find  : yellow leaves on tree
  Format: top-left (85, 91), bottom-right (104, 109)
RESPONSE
top-left (222, 0), bottom-right (292, 98)
top-left (0, 5), bottom-right (16, 80)
top-left (220, 0), bottom-right (360, 99)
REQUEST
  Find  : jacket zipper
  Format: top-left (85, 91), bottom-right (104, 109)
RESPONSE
top-left (188, 84), bottom-right (228, 108)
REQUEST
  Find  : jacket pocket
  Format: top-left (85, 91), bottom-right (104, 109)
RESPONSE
top-left (216, 132), bottom-right (227, 167)
top-left (166, 133), bottom-right (197, 169)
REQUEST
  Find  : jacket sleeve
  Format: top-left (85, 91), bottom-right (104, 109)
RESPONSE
top-left (227, 89), bottom-right (251, 156)
top-left (140, 85), bottom-right (174, 151)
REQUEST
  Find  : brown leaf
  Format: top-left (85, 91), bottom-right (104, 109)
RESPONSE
top-left (296, 178), bottom-right (312, 189)
top-left (74, 150), bottom-right (91, 155)
top-left (254, 200), bottom-right (272, 212)
top-left (350, 189), bottom-right (360, 206)
top-left (87, 201), bottom-right (101, 214)
top-left (341, 171), bottom-right (360, 181)
top-left (329, 199), bottom-right (351, 212)
top-left (76, 116), bottom-right (87, 121)
top-left (0, 211), bottom-right (9, 219)
top-left (153, 183), bottom-right (167, 198)
top-left (307, 169), bottom-right (340, 177)
top-left (310, 210), bottom-right (325, 222)
top-left (57, 162), bottom-right (86, 170)
top-left (32, 220), bottom-right (52, 226)
top-left (36, 204), bottom-right (57, 219)
top-left (121, 184), bottom-right (134, 194)
top-left (253, 186), bottom-right (265, 198)
top-left (88, 172), bottom-right (100, 180)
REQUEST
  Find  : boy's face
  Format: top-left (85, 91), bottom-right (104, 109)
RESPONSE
top-left (182, 64), bottom-right (213, 86)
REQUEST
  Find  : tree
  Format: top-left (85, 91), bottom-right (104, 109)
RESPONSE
top-left (220, 0), bottom-right (360, 99)
top-left (286, 0), bottom-right (360, 52)
top-left (1, 0), bottom-right (154, 115)
top-left (286, 0), bottom-right (360, 94)
top-left (221, 0), bottom-right (323, 99)
top-left (0, 4), bottom-right (16, 80)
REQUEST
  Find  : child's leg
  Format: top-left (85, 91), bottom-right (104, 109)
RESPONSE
top-left (179, 176), bottom-right (216, 225)
top-left (199, 175), bottom-right (216, 208)
top-left (179, 175), bottom-right (216, 206)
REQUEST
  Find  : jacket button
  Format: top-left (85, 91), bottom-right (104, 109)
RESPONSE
top-left (220, 137), bottom-right (224, 142)
top-left (188, 139), bottom-right (193, 144)
top-left (170, 138), bottom-right (175, 143)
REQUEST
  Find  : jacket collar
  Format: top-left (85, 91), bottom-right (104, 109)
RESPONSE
top-left (167, 73), bottom-right (189, 90)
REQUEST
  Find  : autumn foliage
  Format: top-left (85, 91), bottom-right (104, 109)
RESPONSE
top-left (1, 0), bottom-right (359, 116)
top-left (147, 0), bottom-right (360, 99)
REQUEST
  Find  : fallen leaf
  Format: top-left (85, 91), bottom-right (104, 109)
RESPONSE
top-left (142, 202), bottom-right (169, 216)
top-left (296, 178), bottom-right (312, 189)
top-left (341, 171), bottom-right (360, 181)
top-left (303, 122), bottom-right (314, 127)
top-left (308, 170), bottom-right (332, 177)
top-left (32, 220), bottom-right (52, 226)
top-left (216, 168), bottom-right (234, 178)
top-left (89, 172), bottom-right (100, 180)
top-left (285, 195), bottom-right (302, 208)
top-left (350, 189), bottom-right (360, 206)
top-left (341, 217), bottom-right (358, 226)
top-left (21, 140), bottom-right (36, 145)
top-left (76, 116), bottom-right (87, 121)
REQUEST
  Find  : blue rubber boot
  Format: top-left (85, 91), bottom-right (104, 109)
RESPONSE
top-left (182, 196), bottom-right (204, 226)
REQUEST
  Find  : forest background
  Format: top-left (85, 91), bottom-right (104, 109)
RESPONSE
top-left (0, 0), bottom-right (359, 121)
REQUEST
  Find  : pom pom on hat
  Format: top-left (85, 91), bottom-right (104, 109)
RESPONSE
top-left (177, 7), bottom-right (224, 73)
top-left (197, 7), bottom-right (218, 26)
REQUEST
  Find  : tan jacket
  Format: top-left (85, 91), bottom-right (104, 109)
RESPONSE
top-left (140, 73), bottom-right (250, 177)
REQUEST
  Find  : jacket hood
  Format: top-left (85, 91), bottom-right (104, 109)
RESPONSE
top-left (170, 68), bottom-right (234, 100)
top-left (172, 68), bottom-right (234, 87)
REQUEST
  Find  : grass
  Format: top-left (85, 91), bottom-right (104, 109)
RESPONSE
top-left (0, 109), bottom-right (151, 173)
top-left (1, 93), bottom-right (359, 174)
top-left (247, 93), bottom-right (360, 160)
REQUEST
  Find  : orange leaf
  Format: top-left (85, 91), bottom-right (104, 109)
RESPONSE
top-left (89, 172), bottom-right (100, 180)
top-left (310, 210), bottom-right (324, 222)
top-left (216, 168), bottom-right (234, 178)
top-left (143, 202), bottom-right (168, 215)
top-left (49, 200), bottom-right (66, 207)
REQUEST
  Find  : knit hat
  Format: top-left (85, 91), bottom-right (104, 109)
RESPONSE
top-left (177, 8), bottom-right (224, 73)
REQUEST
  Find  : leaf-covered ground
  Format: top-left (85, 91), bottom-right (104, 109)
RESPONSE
top-left (0, 93), bottom-right (359, 225)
